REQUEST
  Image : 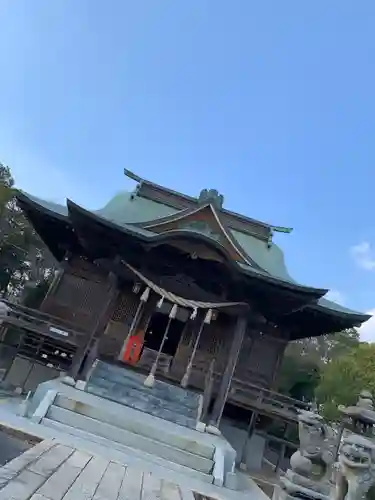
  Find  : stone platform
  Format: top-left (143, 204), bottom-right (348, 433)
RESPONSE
top-left (85, 361), bottom-right (202, 429)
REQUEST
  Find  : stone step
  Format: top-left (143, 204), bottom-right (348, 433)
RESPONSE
top-left (45, 405), bottom-right (214, 474)
top-left (54, 395), bottom-right (214, 460)
top-left (86, 376), bottom-right (198, 418)
top-left (41, 418), bottom-right (214, 484)
top-left (87, 377), bottom-right (198, 417)
top-left (85, 383), bottom-right (197, 429)
top-left (88, 379), bottom-right (199, 414)
top-left (89, 362), bottom-right (199, 410)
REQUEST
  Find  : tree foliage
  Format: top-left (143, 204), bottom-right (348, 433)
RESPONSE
top-left (315, 342), bottom-right (375, 420)
top-left (278, 352), bottom-right (320, 402)
top-left (0, 163), bottom-right (57, 300)
top-left (286, 328), bottom-right (360, 365)
top-left (278, 328), bottom-right (361, 408)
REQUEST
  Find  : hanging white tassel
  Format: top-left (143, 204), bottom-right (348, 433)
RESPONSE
top-left (190, 307), bottom-right (198, 320)
top-left (204, 308), bottom-right (213, 324)
top-left (143, 373), bottom-right (155, 387)
top-left (140, 286), bottom-right (150, 302)
top-left (169, 304), bottom-right (178, 319)
top-left (157, 295), bottom-right (164, 308)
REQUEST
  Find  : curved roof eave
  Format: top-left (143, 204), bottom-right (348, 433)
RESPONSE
top-left (66, 199), bottom-right (329, 299)
top-left (16, 191), bottom-right (70, 223)
top-left (311, 298), bottom-right (371, 324)
top-left (16, 192), bottom-right (370, 324)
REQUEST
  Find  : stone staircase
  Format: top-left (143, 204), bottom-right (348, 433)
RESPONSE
top-left (29, 379), bottom-right (217, 483)
top-left (43, 395), bottom-right (214, 481)
top-left (27, 367), bottom-right (238, 486)
top-left (85, 361), bottom-right (202, 429)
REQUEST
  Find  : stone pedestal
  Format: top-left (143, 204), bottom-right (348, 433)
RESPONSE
top-left (273, 483), bottom-right (328, 500)
top-left (275, 470), bottom-right (330, 500)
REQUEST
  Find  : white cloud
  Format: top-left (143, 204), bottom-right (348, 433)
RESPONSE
top-left (350, 242), bottom-right (375, 270)
top-left (358, 309), bottom-right (375, 343)
top-left (325, 289), bottom-right (345, 305)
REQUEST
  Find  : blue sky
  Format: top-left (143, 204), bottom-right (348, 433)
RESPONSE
top-left (1, 1), bottom-right (375, 338)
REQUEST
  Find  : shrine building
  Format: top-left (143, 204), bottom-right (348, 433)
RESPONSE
top-left (14, 169), bottom-right (369, 435)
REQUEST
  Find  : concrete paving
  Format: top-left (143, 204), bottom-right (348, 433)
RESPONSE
top-left (0, 395), bottom-right (269, 500)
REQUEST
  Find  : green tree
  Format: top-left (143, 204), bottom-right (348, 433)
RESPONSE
top-left (287, 328), bottom-right (359, 365)
top-left (0, 163), bottom-right (57, 299)
top-left (278, 329), bottom-right (360, 403)
top-left (0, 164), bottom-right (29, 294)
top-left (278, 353), bottom-right (320, 402)
top-left (315, 342), bottom-right (375, 421)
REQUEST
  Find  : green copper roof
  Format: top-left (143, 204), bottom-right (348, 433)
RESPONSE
top-left (317, 297), bottom-right (365, 316)
top-left (99, 192), bottom-right (179, 223)
top-left (232, 230), bottom-right (294, 283)
top-left (100, 194), bottom-right (298, 283)
top-left (17, 190), bottom-right (369, 321)
top-left (20, 192), bottom-right (69, 217)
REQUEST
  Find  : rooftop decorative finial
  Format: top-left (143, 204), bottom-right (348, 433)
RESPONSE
top-left (267, 225), bottom-right (293, 248)
top-left (198, 189), bottom-right (224, 210)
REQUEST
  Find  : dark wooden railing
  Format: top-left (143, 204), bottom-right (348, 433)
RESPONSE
top-left (1, 300), bottom-right (87, 346)
top-left (0, 301), bottom-right (308, 422)
top-left (228, 376), bottom-right (308, 421)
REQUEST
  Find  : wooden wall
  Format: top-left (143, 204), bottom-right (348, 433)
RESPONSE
top-left (170, 313), bottom-right (286, 390)
top-left (235, 330), bottom-right (287, 388)
top-left (39, 258), bottom-right (287, 391)
top-left (98, 284), bottom-right (139, 358)
top-left (40, 257), bottom-right (108, 332)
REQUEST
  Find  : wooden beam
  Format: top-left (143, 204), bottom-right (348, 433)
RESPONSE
top-left (209, 314), bottom-right (248, 428)
top-left (40, 251), bottom-right (72, 307)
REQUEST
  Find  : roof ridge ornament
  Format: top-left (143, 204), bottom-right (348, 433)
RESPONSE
top-left (198, 189), bottom-right (224, 210)
top-left (267, 225), bottom-right (293, 248)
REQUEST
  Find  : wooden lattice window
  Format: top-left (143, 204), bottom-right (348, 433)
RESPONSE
top-left (55, 274), bottom-right (107, 314)
top-left (111, 289), bottom-right (139, 325)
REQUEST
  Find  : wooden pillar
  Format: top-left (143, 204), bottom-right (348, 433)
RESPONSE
top-left (69, 270), bottom-right (119, 379)
top-left (80, 337), bottom-right (100, 379)
top-left (201, 357), bottom-right (216, 422)
top-left (209, 314), bottom-right (248, 429)
top-left (40, 251), bottom-right (71, 308)
top-left (170, 320), bottom-right (194, 377)
top-left (240, 409), bottom-right (258, 468)
top-left (271, 339), bottom-right (287, 388)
